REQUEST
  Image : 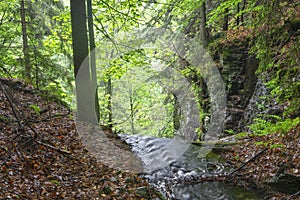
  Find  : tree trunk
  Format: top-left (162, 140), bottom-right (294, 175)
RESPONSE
top-left (172, 92), bottom-right (180, 132)
top-left (70, 0), bottom-right (95, 123)
top-left (237, 2), bottom-right (240, 26)
top-left (200, 1), bottom-right (209, 46)
top-left (107, 76), bottom-right (112, 129)
top-left (129, 90), bottom-right (135, 134)
top-left (20, 0), bottom-right (31, 81)
top-left (223, 8), bottom-right (229, 31)
top-left (87, 0), bottom-right (100, 122)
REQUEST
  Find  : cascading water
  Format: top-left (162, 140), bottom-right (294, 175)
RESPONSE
top-left (120, 134), bottom-right (262, 200)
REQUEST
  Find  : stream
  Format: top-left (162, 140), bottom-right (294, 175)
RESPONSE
top-left (120, 134), bottom-right (262, 200)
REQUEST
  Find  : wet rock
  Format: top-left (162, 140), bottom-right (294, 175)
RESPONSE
top-left (267, 173), bottom-right (300, 194)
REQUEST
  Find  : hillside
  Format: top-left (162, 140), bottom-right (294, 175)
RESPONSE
top-left (0, 78), bottom-right (160, 199)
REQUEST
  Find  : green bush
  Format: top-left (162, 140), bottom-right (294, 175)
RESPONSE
top-left (249, 116), bottom-right (300, 136)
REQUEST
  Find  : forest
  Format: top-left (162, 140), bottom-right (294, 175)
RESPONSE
top-left (0, 0), bottom-right (299, 199)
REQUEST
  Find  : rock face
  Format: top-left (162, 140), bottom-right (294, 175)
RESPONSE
top-left (216, 43), bottom-right (259, 133)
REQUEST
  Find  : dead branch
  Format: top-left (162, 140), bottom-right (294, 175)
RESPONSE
top-left (0, 81), bottom-right (23, 129)
top-left (229, 148), bottom-right (268, 176)
top-left (35, 140), bottom-right (71, 155)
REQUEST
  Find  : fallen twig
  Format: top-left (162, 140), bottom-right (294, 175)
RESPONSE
top-left (26, 111), bottom-right (71, 123)
top-left (35, 140), bottom-right (71, 155)
top-left (229, 148), bottom-right (268, 176)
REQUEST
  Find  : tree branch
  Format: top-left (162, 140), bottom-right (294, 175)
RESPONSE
top-left (97, 0), bottom-right (139, 23)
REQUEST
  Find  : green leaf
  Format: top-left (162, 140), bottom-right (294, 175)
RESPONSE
top-left (50, 180), bottom-right (60, 185)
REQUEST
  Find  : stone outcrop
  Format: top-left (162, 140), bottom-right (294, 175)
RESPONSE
top-left (215, 42), bottom-right (258, 133)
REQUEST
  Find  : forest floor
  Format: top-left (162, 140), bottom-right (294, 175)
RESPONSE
top-left (1, 78), bottom-right (299, 200)
top-left (221, 126), bottom-right (300, 199)
top-left (0, 78), bottom-right (161, 200)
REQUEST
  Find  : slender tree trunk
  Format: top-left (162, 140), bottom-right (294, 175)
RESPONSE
top-left (87, 0), bottom-right (100, 122)
top-left (129, 90), bottom-right (135, 134)
top-left (70, 0), bottom-right (95, 123)
top-left (223, 8), bottom-right (229, 31)
top-left (107, 76), bottom-right (112, 129)
top-left (172, 93), bottom-right (180, 132)
top-left (237, 2), bottom-right (240, 26)
top-left (20, 0), bottom-right (31, 81)
top-left (241, 0), bottom-right (247, 24)
top-left (200, 1), bottom-right (209, 45)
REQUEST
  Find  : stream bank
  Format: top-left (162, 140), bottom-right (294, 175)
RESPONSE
top-left (219, 125), bottom-right (300, 199)
top-left (119, 127), bottom-right (300, 199)
top-left (0, 78), bottom-right (161, 200)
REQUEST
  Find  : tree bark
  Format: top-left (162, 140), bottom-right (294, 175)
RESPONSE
top-left (237, 2), bottom-right (240, 26)
top-left (87, 0), bottom-right (100, 122)
top-left (20, 0), bottom-right (31, 81)
top-left (70, 0), bottom-right (95, 123)
top-left (223, 8), bottom-right (229, 31)
top-left (200, 1), bottom-right (209, 46)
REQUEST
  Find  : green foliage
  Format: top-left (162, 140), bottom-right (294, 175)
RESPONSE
top-left (28, 104), bottom-right (41, 115)
top-left (235, 132), bottom-right (249, 139)
top-left (254, 140), bottom-right (284, 149)
top-left (0, 0), bottom-right (73, 109)
top-left (249, 117), bottom-right (300, 136)
top-left (0, 0), bottom-right (298, 143)
top-left (98, 52), bottom-right (175, 136)
top-left (207, 0), bottom-right (243, 30)
top-left (49, 179), bottom-right (60, 186)
top-left (207, 0), bottom-right (299, 121)
top-left (43, 81), bottom-right (74, 107)
top-left (250, 0), bottom-right (300, 117)
top-left (234, 155), bottom-right (239, 160)
top-left (269, 143), bottom-right (284, 149)
top-left (225, 129), bottom-right (235, 135)
top-left (93, 0), bottom-right (141, 38)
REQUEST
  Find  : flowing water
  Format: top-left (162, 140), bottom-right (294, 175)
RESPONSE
top-left (120, 134), bottom-right (262, 200)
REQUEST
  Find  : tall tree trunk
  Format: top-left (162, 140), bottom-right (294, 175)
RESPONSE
top-left (237, 2), bottom-right (240, 26)
top-left (20, 0), bottom-right (31, 81)
top-left (200, 1), bottom-right (209, 46)
top-left (223, 8), bottom-right (229, 31)
top-left (70, 0), bottom-right (95, 123)
top-left (172, 93), bottom-right (180, 132)
top-left (129, 90), bottom-right (135, 134)
top-left (107, 76), bottom-right (112, 129)
top-left (87, 0), bottom-right (100, 122)
top-left (27, 2), bottom-right (39, 88)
